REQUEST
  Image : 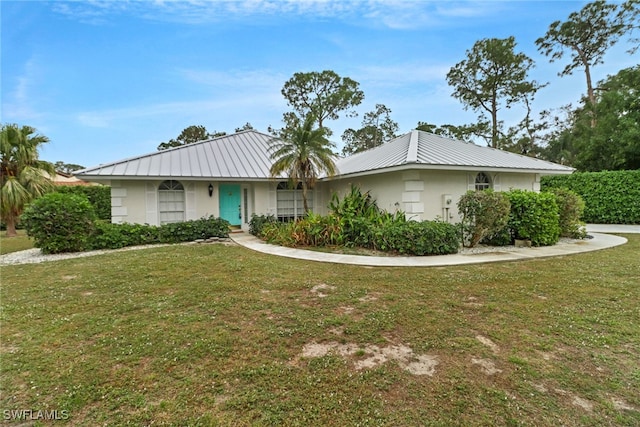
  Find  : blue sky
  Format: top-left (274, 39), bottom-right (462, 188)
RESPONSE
top-left (1, 0), bottom-right (637, 168)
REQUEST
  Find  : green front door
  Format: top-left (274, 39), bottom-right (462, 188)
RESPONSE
top-left (219, 184), bottom-right (241, 225)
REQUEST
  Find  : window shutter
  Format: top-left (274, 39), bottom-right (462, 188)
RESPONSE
top-left (268, 182), bottom-right (277, 215)
top-left (146, 182), bottom-right (158, 225)
top-left (492, 174), bottom-right (501, 192)
top-left (185, 183), bottom-right (196, 220)
top-left (467, 174), bottom-right (476, 191)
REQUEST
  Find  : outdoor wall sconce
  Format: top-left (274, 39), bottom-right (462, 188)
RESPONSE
top-left (208, 183), bottom-right (214, 197)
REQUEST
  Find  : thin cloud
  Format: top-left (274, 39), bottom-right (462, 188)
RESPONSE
top-left (3, 56), bottom-right (45, 122)
top-left (50, 0), bottom-right (495, 29)
top-left (74, 93), bottom-right (286, 129)
top-left (177, 67), bottom-right (286, 91)
top-left (357, 63), bottom-right (452, 87)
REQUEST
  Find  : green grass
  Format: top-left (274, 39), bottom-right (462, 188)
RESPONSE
top-left (0, 230), bottom-right (34, 255)
top-left (1, 236), bottom-right (639, 426)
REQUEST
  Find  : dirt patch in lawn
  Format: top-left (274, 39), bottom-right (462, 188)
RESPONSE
top-left (471, 357), bottom-right (502, 375)
top-left (299, 341), bottom-right (439, 376)
top-left (310, 283), bottom-right (335, 298)
top-left (475, 335), bottom-right (500, 354)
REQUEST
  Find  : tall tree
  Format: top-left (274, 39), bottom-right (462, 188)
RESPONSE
top-left (570, 65), bottom-right (640, 171)
top-left (446, 37), bottom-right (544, 149)
top-left (269, 115), bottom-right (337, 213)
top-left (536, 104), bottom-right (578, 166)
top-left (535, 0), bottom-right (637, 126)
top-left (1, 124), bottom-right (55, 237)
top-left (157, 125), bottom-right (225, 151)
top-left (341, 104), bottom-right (399, 155)
top-left (281, 70), bottom-right (365, 135)
top-left (501, 98), bottom-right (550, 157)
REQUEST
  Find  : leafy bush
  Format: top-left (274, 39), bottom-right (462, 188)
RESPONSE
top-left (249, 214), bottom-right (277, 237)
top-left (260, 221), bottom-right (295, 247)
top-left (329, 185), bottom-right (406, 247)
top-left (158, 216), bottom-right (230, 243)
top-left (260, 213), bottom-right (344, 247)
top-left (546, 188), bottom-right (587, 238)
top-left (504, 190), bottom-right (560, 247)
top-left (89, 216), bottom-right (229, 249)
top-left (21, 192), bottom-right (97, 254)
top-left (374, 220), bottom-right (459, 255)
top-left (89, 221), bottom-right (160, 250)
top-left (56, 185), bottom-right (111, 221)
top-left (541, 170), bottom-right (640, 224)
top-left (458, 190), bottom-right (511, 247)
top-left (482, 226), bottom-right (513, 247)
top-left (329, 185), bottom-right (381, 246)
top-left (258, 186), bottom-right (458, 256)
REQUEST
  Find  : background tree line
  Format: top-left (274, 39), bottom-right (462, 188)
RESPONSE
top-left (165, 1), bottom-right (638, 172)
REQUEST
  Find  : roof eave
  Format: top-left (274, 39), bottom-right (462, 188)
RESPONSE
top-left (78, 175), bottom-right (277, 182)
top-left (324, 162), bottom-right (574, 180)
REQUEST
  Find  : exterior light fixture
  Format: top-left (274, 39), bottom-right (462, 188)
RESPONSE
top-left (208, 183), bottom-right (214, 197)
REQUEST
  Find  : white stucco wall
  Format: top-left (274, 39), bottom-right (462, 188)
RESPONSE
top-left (110, 181), bottom-right (146, 224)
top-left (110, 171), bottom-right (543, 227)
top-left (110, 180), bottom-right (273, 230)
top-left (320, 169), bottom-right (542, 223)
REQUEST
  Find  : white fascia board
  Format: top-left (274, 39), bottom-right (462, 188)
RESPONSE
top-left (323, 163), bottom-right (574, 181)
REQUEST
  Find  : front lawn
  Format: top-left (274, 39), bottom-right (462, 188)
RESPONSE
top-left (0, 230), bottom-right (34, 255)
top-left (1, 236), bottom-right (638, 425)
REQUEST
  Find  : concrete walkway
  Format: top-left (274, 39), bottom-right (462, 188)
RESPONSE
top-left (230, 224), bottom-right (636, 267)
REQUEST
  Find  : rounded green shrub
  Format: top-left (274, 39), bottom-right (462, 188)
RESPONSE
top-left (56, 185), bottom-right (111, 220)
top-left (21, 192), bottom-right (97, 254)
top-left (458, 189), bottom-right (511, 247)
top-left (547, 188), bottom-right (587, 238)
top-left (505, 189), bottom-right (560, 247)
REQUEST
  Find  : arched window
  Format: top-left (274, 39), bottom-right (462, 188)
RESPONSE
top-left (158, 180), bottom-right (185, 224)
top-left (475, 172), bottom-right (491, 191)
top-left (276, 181), bottom-right (312, 221)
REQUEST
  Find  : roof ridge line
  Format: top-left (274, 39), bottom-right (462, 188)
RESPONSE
top-left (406, 130), bottom-right (419, 163)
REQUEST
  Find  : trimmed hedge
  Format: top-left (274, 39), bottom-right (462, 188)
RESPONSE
top-left (89, 222), bottom-right (160, 250)
top-left (89, 216), bottom-right (230, 250)
top-left (56, 185), bottom-right (111, 221)
top-left (541, 170), bottom-right (640, 224)
top-left (373, 220), bottom-right (460, 256)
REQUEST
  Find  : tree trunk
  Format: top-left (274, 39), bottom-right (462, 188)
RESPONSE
top-left (491, 100), bottom-right (499, 149)
top-left (583, 57), bottom-right (597, 128)
top-left (5, 215), bottom-right (17, 237)
top-left (302, 182), bottom-right (309, 213)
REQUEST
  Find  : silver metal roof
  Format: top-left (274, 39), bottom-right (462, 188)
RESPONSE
top-left (77, 129), bottom-right (574, 181)
top-left (77, 130), bottom-right (277, 180)
top-left (334, 130), bottom-right (575, 176)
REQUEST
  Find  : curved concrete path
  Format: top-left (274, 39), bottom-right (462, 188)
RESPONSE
top-left (230, 224), bottom-right (636, 267)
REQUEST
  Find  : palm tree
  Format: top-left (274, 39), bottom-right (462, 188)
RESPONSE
top-left (269, 115), bottom-right (337, 213)
top-left (1, 124), bottom-right (55, 237)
